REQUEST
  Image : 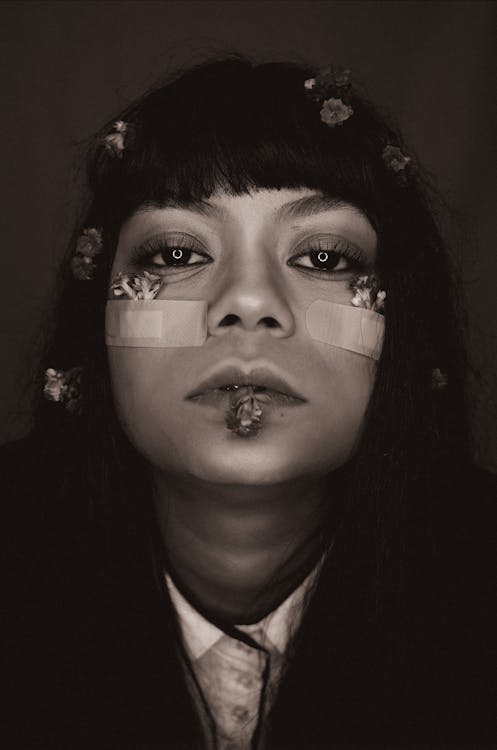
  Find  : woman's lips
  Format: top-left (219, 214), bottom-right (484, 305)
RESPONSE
top-left (186, 365), bottom-right (306, 402)
top-left (188, 386), bottom-right (303, 408)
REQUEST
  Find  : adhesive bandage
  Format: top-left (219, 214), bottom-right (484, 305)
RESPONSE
top-left (105, 299), bottom-right (207, 348)
top-left (305, 299), bottom-right (384, 360)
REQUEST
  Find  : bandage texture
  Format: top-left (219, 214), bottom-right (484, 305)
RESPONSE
top-left (306, 299), bottom-right (384, 360)
top-left (105, 299), bottom-right (207, 347)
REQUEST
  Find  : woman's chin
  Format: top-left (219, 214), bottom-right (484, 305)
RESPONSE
top-left (192, 440), bottom-right (299, 486)
top-left (166, 423), bottom-right (348, 487)
top-left (121, 396), bottom-right (361, 487)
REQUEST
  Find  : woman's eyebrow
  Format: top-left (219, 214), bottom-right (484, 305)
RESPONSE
top-left (276, 195), bottom-right (357, 221)
top-left (141, 199), bottom-right (224, 219)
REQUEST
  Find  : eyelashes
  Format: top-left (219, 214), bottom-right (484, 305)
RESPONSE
top-left (288, 235), bottom-right (365, 275)
top-left (129, 233), bottom-right (212, 273)
top-left (129, 232), bottom-right (368, 277)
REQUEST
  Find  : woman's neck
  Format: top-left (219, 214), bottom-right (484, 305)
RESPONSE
top-left (152, 471), bottom-right (330, 624)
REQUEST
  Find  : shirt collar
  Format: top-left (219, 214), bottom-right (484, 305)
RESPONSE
top-left (166, 559), bottom-right (323, 661)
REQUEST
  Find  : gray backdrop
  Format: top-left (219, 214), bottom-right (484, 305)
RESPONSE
top-left (2, 0), bottom-right (496, 469)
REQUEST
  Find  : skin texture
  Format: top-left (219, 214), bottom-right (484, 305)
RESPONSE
top-left (108, 188), bottom-right (379, 622)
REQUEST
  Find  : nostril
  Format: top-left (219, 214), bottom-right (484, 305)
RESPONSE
top-left (219, 314), bottom-right (240, 327)
top-left (261, 317), bottom-right (280, 328)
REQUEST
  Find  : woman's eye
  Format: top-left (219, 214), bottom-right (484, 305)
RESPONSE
top-left (289, 236), bottom-right (365, 275)
top-left (130, 234), bottom-right (212, 272)
top-left (292, 250), bottom-right (352, 272)
top-left (150, 246), bottom-right (208, 267)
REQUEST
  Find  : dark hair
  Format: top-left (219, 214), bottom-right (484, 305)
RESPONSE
top-left (31, 56), bottom-right (471, 747)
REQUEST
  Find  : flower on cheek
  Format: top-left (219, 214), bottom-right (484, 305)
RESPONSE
top-left (350, 275), bottom-right (386, 313)
top-left (320, 97), bottom-right (354, 127)
top-left (110, 270), bottom-right (162, 300)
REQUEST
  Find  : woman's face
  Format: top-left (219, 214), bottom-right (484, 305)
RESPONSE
top-left (108, 188), bottom-right (378, 486)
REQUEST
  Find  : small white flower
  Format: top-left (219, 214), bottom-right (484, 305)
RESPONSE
top-left (43, 368), bottom-right (66, 402)
top-left (43, 367), bottom-right (82, 413)
top-left (71, 227), bottom-right (103, 281)
top-left (350, 275), bottom-right (386, 313)
top-left (431, 368), bottom-right (448, 390)
top-left (375, 290), bottom-right (387, 313)
top-left (71, 255), bottom-right (96, 281)
top-left (351, 288), bottom-right (373, 309)
top-left (320, 97), bottom-right (353, 127)
top-left (110, 271), bottom-right (162, 300)
top-left (75, 228), bottom-right (103, 258)
top-left (226, 386), bottom-right (263, 436)
top-left (103, 120), bottom-right (128, 158)
top-left (382, 145), bottom-right (411, 173)
top-left (304, 78), bottom-right (316, 90)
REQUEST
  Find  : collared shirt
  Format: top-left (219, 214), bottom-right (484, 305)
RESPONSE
top-left (166, 563), bottom-right (322, 750)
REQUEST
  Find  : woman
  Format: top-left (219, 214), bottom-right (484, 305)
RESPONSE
top-left (5, 57), bottom-right (496, 749)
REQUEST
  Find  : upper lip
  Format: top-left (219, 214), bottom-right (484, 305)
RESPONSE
top-left (186, 364), bottom-right (306, 401)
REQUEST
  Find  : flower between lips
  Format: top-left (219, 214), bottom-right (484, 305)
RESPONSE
top-left (226, 386), bottom-right (264, 437)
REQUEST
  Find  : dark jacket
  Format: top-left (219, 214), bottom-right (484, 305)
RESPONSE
top-left (4, 436), bottom-right (497, 749)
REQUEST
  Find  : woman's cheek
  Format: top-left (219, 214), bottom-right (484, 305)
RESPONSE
top-left (106, 336), bottom-right (378, 482)
top-left (304, 346), bottom-right (377, 468)
top-left (107, 348), bottom-right (186, 465)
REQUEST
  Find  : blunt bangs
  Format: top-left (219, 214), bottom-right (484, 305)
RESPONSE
top-left (91, 59), bottom-right (399, 232)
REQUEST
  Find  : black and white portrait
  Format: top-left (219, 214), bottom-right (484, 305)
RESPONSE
top-left (3, 3), bottom-right (496, 748)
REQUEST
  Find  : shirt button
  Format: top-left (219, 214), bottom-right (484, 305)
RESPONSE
top-left (232, 705), bottom-right (250, 722)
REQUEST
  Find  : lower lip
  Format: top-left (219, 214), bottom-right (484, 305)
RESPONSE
top-left (187, 388), bottom-right (304, 409)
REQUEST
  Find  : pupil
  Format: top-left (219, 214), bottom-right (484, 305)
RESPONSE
top-left (165, 247), bottom-right (192, 266)
top-left (312, 250), bottom-right (340, 269)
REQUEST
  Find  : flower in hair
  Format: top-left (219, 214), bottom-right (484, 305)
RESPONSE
top-left (382, 145), bottom-right (411, 173)
top-left (44, 368), bottom-right (66, 403)
top-left (43, 367), bottom-right (83, 414)
top-left (103, 120), bottom-right (128, 158)
top-left (110, 270), bottom-right (162, 300)
top-left (305, 65), bottom-right (351, 97)
top-left (316, 65), bottom-right (351, 90)
top-left (320, 98), bottom-right (354, 128)
top-left (431, 368), bottom-right (448, 390)
top-left (71, 227), bottom-right (103, 281)
top-left (76, 227), bottom-right (102, 257)
top-left (350, 275), bottom-right (386, 313)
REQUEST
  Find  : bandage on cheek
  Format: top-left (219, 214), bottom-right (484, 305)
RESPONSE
top-left (305, 299), bottom-right (384, 361)
top-left (105, 299), bottom-right (207, 347)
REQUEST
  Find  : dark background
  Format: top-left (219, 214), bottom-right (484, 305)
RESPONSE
top-left (2, 0), bottom-right (496, 469)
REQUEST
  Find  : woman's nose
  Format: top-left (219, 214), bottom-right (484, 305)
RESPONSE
top-left (207, 264), bottom-right (295, 339)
